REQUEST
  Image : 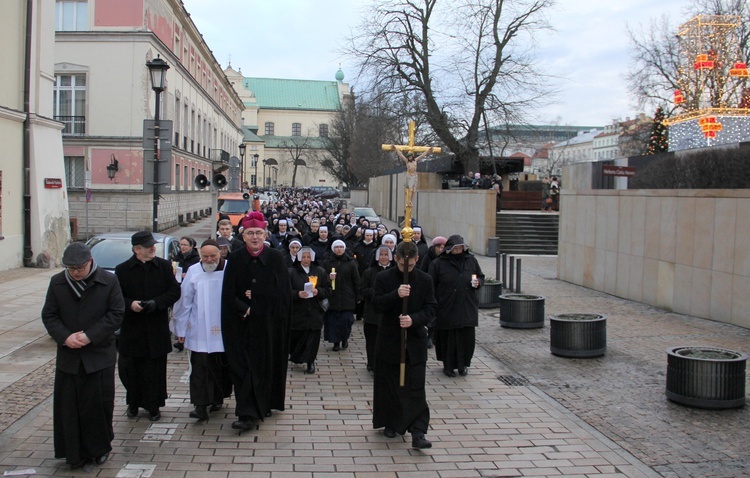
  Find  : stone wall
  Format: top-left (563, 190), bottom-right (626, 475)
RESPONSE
top-left (366, 172), bottom-right (496, 255)
top-left (557, 188), bottom-right (750, 329)
top-left (68, 190), bottom-right (212, 239)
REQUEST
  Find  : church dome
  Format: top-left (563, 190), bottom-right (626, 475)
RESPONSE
top-left (335, 68), bottom-right (345, 82)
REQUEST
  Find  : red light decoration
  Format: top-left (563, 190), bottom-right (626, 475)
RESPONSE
top-left (694, 53), bottom-right (715, 70)
top-left (674, 89), bottom-right (685, 104)
top-left (729, 62), bottom-right (749, 77)
top-left (699, 116), bottom-right (723, 138)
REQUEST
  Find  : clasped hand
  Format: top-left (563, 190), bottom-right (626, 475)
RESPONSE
top-left (398, 284), bottom-right (411, 298)
top-left (64, 331), bottom-right (90, 349)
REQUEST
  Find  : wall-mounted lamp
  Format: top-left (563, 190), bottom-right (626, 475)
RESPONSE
top-left (107, 154), bottom-right (119, 180)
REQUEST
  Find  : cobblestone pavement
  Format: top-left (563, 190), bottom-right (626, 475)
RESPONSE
top-left (0, 217), bottom-right (746, 477)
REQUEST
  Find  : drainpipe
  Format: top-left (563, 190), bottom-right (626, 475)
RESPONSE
top-left (22, 0), bottom-right (34, 266)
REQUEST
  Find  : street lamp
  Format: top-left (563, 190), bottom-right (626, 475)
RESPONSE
top-left (106, 154), bottom-right (119, 180)
top-left (146, 55), bottom-right (169, 232)
top-left (253, 153), bottom-right (259, 188)
top-left (238, 143), bottom-right (246, 188)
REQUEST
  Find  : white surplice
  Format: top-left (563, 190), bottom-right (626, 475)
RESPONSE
top-left (171, 261), bottom-right (225, 353)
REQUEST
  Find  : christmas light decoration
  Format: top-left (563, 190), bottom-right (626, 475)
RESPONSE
top-left (665, 14), bottom-right (750, 150)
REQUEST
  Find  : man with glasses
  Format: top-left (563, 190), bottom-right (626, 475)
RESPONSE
top-left (42, 242), bottom-right (124, 470)
top-left (115, 231), bottom-right (181, 422)
top-left (221, 212), bottom-right (292, 431)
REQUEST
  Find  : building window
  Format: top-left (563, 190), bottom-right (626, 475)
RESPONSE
top-left (292, 123), bottom-right (302, 136)
top-left (54, 74), bottom-right (86, 135)
top-left (265, 122), bottom-right (275, 136)
top-left (319, 124), bottom-right (329, 137)
top-left (64, 156), bottom-right (85, 188)
top-left (55, 0), bottom-right (88, 31)
top-left (174, 164), bottom-right (180, 191)
top-left (184, 165), bottom-right (188, 190)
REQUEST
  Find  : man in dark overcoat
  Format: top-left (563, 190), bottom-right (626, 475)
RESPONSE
top-left (221, 211), bottom-right (292, 431)
top-left (372, 241), bottom-right (437, 449)
top-left (42, 242), bottom-right (124, 469)
top-left (115, 230), bottom-right (181, 421)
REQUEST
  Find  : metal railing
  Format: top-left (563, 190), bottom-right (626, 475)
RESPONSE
top-left (55, 116), bottom-right (86, 135)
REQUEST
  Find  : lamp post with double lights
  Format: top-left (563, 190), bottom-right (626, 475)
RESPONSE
top-left (238, 143), bottom-right (246, 189)
top-left (253, 153), bottom-right (259, 188)
top-left (146, 56), bottom-right (169, 232)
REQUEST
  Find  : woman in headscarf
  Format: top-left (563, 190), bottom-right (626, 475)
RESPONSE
top-left (427, 235), bottom-right (484, 377)
top-left (358, 245), bottom-right (394, 372)
top-left (322, 239), bottom-right (360, 351)
top-left (288, 247), bottom-right (331, 374)
top-left (284, 239), bottom-right (303, 268)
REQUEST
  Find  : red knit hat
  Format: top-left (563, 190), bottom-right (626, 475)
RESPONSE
top-left (241, 211), bottom-right (267, 230)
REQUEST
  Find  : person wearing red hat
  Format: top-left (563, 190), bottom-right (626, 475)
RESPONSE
top-left (220, 212), bottom-right (292, 431)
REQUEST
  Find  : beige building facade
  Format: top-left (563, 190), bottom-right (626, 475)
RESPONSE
top-left (56, 0), bottom-right (244, 237)
top-left (1, 0), bottom-right (69, 271)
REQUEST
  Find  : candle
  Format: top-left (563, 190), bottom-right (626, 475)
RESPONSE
top-left (331, 268), bottom-right (336, 290)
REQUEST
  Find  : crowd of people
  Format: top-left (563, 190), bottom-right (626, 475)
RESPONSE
top-left (41, 186), bottom-right (487, 468)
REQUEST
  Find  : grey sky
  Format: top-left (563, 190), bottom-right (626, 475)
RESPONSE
top-left (184, 0), bottom-right (691, 126)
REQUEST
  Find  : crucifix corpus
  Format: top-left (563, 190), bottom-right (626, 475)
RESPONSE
top-left (381, 121), bottom-right (441, 386)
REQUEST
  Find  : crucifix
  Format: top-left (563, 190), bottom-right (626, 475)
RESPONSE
top-left (381, 121), bottom-right (441, 386)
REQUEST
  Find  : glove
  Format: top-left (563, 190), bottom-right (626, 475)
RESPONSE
top-left (140, 300), bottom-right (157, 313)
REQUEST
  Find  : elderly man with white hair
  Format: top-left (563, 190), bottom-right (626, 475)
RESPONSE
top-left (322, 239), bottom-right (361, 351)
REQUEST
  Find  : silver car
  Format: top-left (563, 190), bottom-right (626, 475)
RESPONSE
top-left (85, 232), bottom-right (180, 271)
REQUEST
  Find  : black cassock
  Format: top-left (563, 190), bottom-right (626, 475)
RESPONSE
top-left (221, 246), bottom-right (292, 420)
top-left (371, 266), bottom-right (437, 435)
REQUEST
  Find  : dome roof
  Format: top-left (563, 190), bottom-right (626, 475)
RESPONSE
top-left (335, 68), bottom-right (345, 82)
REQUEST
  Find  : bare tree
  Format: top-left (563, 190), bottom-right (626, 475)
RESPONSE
top-left (278, 134), bottom-right (313, 188)
top-left (626, 0), bottom-right (750, 114)
top-left (346, 0), bottom-right (554, 173)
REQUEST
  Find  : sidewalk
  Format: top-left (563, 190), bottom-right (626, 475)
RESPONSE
top-left (0, 217), bottom-right (746, 477)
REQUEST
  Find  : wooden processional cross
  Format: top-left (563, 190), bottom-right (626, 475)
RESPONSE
top-left (381, 121), bottom-right (441, 386)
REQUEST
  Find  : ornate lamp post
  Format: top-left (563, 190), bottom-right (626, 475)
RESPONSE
top-left (253, 153), bottom-right (259, 188)
top-left (146, 56), bottom-right (169, 232)
top-left (238, 143), bottom-right (246, 188)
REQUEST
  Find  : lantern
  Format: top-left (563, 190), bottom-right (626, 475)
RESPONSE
top-left (729, 62), bottom-right (749, 77)
top-left (694, 53), bottom-right (715, 70)
top-left (674, 89), bottom-right (684, 104)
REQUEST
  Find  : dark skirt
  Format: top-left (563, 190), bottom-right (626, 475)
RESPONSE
top-left (53, 365), bottom-right (115, 465)
top-left (289, 329), bottom-right (321, 364)
top-left (189, 351), bottom-right (232, 407)
top-left (323, 310), bottom-right (355, 343)
top-left (372, 359), bottom-right (430, 435)
top-left (118, 354), bottom-right (167, 411)
top-left (434, 326), bottom-right (476, 372)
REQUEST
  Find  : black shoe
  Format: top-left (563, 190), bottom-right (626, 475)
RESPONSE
top-left (443, 369), bottom-right (457, 377)
top-left (426, 338), bottom-right (434, 349)
top-left (383, 428), bottom-right (397, 438)
top-left (459, 367), bottom-right (468, 376)
top-left (148, 409), bottom-right (161, 421)
top-left (332, 343), bottom-right (340, 351)
top-left (189, 406), bottom-right (208, 421)
top-left (94, 452), bottom-right (109, 465)
top-left (210, 404), bottom-right (223, 412)
top-left (366, 364), bottom-right (373, 372)
top-left (173, 342), bottom-right (184, 352)
top-left (306, 362), bottom-right (316, 374)
top-left (71, 458), bottom-right (90, 469)
top-left (264, 410), bottom-right (273, 418)
top-left (231, 418), bottom-right (254, 431)
top-left (342, 340), bottom-right (348, 349)
top-left (412, 434), bottom-right (432, 449)
top-left (126, 405), bottom-right (138, 418)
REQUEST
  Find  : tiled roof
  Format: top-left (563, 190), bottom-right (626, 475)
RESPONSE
top-left (243, 78), bottom-right (342, 111)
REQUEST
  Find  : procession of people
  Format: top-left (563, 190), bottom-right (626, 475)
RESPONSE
top-left (42, 184), bottom-right (492, 469)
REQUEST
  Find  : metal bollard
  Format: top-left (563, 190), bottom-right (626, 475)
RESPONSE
top-left (501, 254), bottom-right (507, 290)
top-left (495, 249), bottom-right (502, 287)
top-left (508, 256), bottom-right (515, 292)
top-left (515, 258), bottom-right (522, 292)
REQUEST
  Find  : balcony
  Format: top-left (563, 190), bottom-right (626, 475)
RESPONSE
top-left (56, 116), bottom-right (86, 136)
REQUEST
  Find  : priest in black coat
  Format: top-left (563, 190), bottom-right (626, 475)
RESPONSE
top-left (221, 211), bottom-right (292, 431)
top-left (371, 241), bottom-right (437, 449)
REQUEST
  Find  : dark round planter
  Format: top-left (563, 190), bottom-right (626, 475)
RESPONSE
top-left (499, 294), bottom-right (545, 329)
top-left (550, 313), bottom-right (607, 358)
top-left (666, 346), bottom-right (747, 409)
top-left (476, 281), bottom-right (503, 309)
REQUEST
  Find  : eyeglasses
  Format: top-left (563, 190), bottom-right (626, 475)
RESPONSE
top-left (65, 263), bottom-right (89, 272)
top-left (243, 231), bottom-right (265, 237)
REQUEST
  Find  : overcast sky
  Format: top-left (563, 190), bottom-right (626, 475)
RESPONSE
top-left (183, 0), bottom-right (693, 127)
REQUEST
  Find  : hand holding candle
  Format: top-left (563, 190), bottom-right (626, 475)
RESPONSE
top-left (471, 274), bottom-right (479, 288)
top-left (330, 268), bottom-right (336, 290)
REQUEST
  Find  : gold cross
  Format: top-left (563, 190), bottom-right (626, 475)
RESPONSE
top-left (381, 121), bottom-right (442, 155)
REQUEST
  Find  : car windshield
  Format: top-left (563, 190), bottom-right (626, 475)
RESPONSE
top-left (88, 238), bottom-right (165, 270)
top-left (219, 199), bottom-right (249, 214)
top-left (353, 207), bottom-right (377, 217)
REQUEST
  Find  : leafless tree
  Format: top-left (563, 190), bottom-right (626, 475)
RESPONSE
top-left (345, 0), bottom-right (554, 173)
top-left (279, 134), bottom-right (313, 188)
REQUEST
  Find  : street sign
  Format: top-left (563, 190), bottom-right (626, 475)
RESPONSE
top-left (602, 165), bottom-right (636, 177)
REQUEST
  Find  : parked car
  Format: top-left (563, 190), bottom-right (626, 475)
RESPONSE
top-left (85, 232), bottom-right (180, 271)
top-left (311, 186), bottom-right (340, 199)
top-left (352, 207), bottom-right (381, 225)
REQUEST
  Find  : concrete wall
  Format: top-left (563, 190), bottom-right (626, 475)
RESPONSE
top-left (366, 172), bottom-right (496, 255)
top-left (557, 188), bottom-right (750, 329)
top-left (69, 190), bottom-right (211, 239)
